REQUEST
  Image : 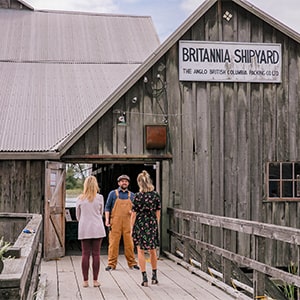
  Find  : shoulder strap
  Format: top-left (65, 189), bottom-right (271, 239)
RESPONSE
top-left (115, 189), bottom-right (119, 198)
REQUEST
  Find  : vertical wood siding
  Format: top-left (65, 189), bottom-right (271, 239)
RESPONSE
top-left (64, 1), bottom-right (300, 266)
top-left (0, 161), bottom-right (44, 214)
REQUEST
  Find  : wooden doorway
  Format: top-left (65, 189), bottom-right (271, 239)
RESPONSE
top-left (44, 161), bottom-right (66, 260)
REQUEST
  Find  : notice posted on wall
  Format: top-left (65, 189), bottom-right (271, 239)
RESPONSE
top-left (179, 41), bottom-right (281, 83)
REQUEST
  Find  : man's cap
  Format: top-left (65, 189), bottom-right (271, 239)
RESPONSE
top-left (117, 174), bottom-right (130, 182)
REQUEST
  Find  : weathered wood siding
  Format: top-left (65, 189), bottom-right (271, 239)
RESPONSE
top-left (66, 65), bottom-right (169, 157)
top-left (64, 2), bottom-right (300, 265)
top-left (0, 161), bottom-right (44, 214)
top-left (0, 213), bottom-right (43, 300)
top-left (0, 0), bottom-right (29, 9)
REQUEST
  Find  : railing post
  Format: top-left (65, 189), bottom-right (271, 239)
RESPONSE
top-left (183, 218), bottom-right (190, 263)
top-left (201, 223), bottom-right (210, 272)
top-left (253, 235), bottom-right (266, 299)
top-left (222, 228), bottom-right (232, 285)
top-left (199, 223), bottom-right (207, 272)
top-left (168, 208), bottom-right (175, 254)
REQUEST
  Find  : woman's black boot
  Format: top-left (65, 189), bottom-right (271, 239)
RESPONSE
top-left (141, 271), bottom-right (148, 287)
top-left (151, 269), bottom-right (158, 284)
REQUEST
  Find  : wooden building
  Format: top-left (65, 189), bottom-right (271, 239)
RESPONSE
top-left (1, 0), bottom-right (300, 268)
top-left (0, 0), bottom-right (160, 260)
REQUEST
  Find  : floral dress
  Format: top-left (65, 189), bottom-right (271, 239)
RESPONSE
top-left (132, 191), bottom-right (161, 250)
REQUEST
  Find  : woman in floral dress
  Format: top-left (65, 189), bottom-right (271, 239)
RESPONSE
top-left (131, 170), bottom-right (161, 287)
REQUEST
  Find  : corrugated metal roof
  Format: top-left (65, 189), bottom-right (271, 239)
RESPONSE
top-left (0, 62), bottom-right (140, 151)
top-left (0, 9), bottom-right (160, 154)
top-left (0, 9), bottom-right (159, 63)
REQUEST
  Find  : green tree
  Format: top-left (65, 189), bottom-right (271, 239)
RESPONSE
top-left (66, 166), bottom-right (78, 189)
top-left (66, 163), bottom-right (91, 191)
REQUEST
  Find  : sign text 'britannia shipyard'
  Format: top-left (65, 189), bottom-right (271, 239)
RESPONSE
top-left (179, 41), bottom-right (281, 82)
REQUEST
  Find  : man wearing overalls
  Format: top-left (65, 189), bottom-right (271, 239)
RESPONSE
top-left (104, 174), bottom-right (139, 271)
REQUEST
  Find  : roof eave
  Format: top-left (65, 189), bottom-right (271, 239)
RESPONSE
top-left (17, 0), bottom-right (34, 10)
top-left (0, 151), bottom-right (61, 160)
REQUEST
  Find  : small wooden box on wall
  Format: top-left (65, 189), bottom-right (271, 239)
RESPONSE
top-left (145, 125), bottom-right (167, 149)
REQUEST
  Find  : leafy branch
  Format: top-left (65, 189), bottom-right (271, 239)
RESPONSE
top-left (0, 237), bottom-right (10, 260)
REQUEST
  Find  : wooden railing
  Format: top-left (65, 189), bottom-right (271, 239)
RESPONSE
top-left (167, 207), bottom-right (300, 300)
top-left (0, 213), bottom-right (43, 300)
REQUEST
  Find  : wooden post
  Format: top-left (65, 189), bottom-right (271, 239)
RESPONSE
top-left (202, 223), bottom-right (210, 272)
top-left (253, 236), bottom-right (266, 299)
top-left (222, 228), bottom-right (232, 285)
top-left (168, 208), bottom-right (175, 254)
top-left (161, 160), bottom-right (170, 253)
top-left (183, 219), bottom-right (190, 263)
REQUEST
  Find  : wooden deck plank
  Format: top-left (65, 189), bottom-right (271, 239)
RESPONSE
top-left (102, 255), bottom-right (147, 300)
top-left (162, 258), bottom-right (235, 300)
top-left (40, 259), bottom-right (57, 300)
top-left (56, 256), bottom-right (81, 299)
top-left (40, 254), bottom-right (250, 300)
top-left (99, 256), bottom-right (133, 299)
top-left (114, 255), bottom-right (168, 300)
top-left (148, 258), bottom-right (208, 299)
top-left (71, 256), bottom-right (104, 299)
top-left (158, 257), bottom-right (213, 299)
top-left (117, 255), bottom-right (210, 300)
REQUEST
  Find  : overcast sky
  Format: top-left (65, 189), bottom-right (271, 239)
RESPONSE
top-left (26, 0), bottom-right (300, 42)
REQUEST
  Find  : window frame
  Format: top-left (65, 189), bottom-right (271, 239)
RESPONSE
top-left (266, 161), bottom-right (300, 201)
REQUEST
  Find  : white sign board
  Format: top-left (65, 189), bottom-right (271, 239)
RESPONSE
top-left (179, 41), bottom-right (281, 82)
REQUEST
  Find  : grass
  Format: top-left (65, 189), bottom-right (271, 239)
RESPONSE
top-left (282, 262), bottom-right (298, 300)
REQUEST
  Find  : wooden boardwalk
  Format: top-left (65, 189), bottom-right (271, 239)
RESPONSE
top-left (38, 254), bottom-right (250, 300)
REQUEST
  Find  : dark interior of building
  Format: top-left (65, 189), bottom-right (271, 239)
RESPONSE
top-left (65, 163), bottom-right (157, 255)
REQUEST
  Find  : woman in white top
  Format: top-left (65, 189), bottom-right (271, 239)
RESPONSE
top-left (76, 175), bottom-right (106, 288)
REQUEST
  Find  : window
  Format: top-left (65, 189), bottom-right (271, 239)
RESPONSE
top-left (267, 162), bottom-right (300, 200)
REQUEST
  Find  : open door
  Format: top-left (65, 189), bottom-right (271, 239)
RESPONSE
top-left (44, 161), bottom-right (66, 260)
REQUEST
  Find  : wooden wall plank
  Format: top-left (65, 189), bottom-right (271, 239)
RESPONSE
top-left (166, 43), bottom-right (183, 208)
top-left (84, 124), bottom-right (98, 154)
top-left (128, 83), bottom-right (143, 154)
top-left (99, 108), bottom-right (114, 154)
top-left (210, 84), bottom-right (223, 216)
top-left (195, 82), bottom-right (211, 213)
top-left (287, 41), bottom-right (300, 161)
top-left (0, 161), bottom-right (44, 214)
top-left (181, 83), bottom-right (195, 210)
top-left (223, 83), bottom-right (238, 218)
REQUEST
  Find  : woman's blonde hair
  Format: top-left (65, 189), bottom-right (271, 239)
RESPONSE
top-left (137, 170), bottom-right (154, 193)
top-left (79, 175), bottom-right (99, 202)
